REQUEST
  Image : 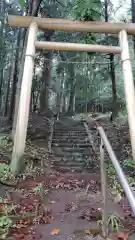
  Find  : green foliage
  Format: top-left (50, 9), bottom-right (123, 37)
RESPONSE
top-left (0, 164), bottom-right (14, 181)
top-left (107, 166), bottom-right (116, 176)
top-left (128, 176), bottom-right (135, 184)
top-left (97, 214), bottom-right (123, 233)
top-left (0, 215), bottom-right (12, 239)
top-left (0, 136), bottom-right (12, 148)
top-left (20, 0), bottom-right (25, 8)
top-left (73, 0), bottom-right (102, 54)
top-left (107, 214), bottom-right (122, 233)
top-left (33, 183), bottom-right (43, 195)
top-left (74, 0), bottom-right (102, 21)
top-left (1, 0), bottom-right (132, 124)
top-left (0, 216), bottom-right (12, 228)
top-left (123, 159), bottom-right (134, 169)
top-left (107, 166), bottom-right (124, 194)
top-left (0, 198), bottom-right (13, 239)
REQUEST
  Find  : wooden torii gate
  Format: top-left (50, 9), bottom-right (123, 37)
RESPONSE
top-left (8, 15), bottom-right (135, 174)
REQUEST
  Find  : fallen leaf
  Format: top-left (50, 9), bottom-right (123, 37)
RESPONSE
top-left (50, 228), bottom-right (60, 235)
top-left (85, 229), bottom-right (92, 235)
top-left (30, 182), bottom-right (38, 188)
top-left (109, 232), bottom-right (129, 240)
top-left (85, 229), bottom-right (102, 236)
top-left (4, 199), bottom-right (9, 204)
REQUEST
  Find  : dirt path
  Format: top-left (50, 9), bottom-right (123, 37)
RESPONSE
top-left (0, 116), bottom-right (135, 239)
top-left (2, 172), bottom-right (134, 240)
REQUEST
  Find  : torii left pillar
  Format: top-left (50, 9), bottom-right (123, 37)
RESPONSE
top-left (10, 22), bottom-right (38, 175)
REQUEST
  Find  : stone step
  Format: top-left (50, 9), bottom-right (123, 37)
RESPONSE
top-left (53, 155), bottom-right (90, 162)
top-left (53, 165), bottom-right (93, 173)
top-left (52, 136), bottom-right (87, 140)
top-left (52, 143), bottom-right (91, 148)
top-left (56, 146), bottom-right (92, 152)
top-left (53, 132), bottom-right (87, 137)
top-left (54, 129), bottom-right (86, 132)
top-left (52, 139), bottom-right (89, 144)
top-left (53, 161), bottom-right (86, 167)
top-left (54, 127), bottom-right (85, 131)
top-left (54, 124), bottom-right (96, 130)
top-left (52, 160), bottom-right (86, 165)
top-left (53, 152), bottom-right (92, 157)
top-left (53, 166), bottom-right (86, 173)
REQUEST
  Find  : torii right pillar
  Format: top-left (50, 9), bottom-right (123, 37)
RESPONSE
top-left (119, 30), bottom-right (135, 163)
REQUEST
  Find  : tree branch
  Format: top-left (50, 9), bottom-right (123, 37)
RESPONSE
top-left (55, 0), bottom-right (66, 8)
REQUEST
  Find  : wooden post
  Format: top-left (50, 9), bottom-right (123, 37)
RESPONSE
top-left (100, 139), bottom-right (108, 237)
top-left (119, 30), bottom-right (135, 163)
top-left (10, 22), bottom-right (38, 175)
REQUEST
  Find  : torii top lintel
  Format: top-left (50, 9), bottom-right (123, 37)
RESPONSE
top-left (8, 15), bottom-right (135, 35)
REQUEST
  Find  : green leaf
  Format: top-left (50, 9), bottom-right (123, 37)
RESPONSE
top-left (21, 0), bottom-right (25, 8)
top-left (33, 183), bottom-right (43, 194)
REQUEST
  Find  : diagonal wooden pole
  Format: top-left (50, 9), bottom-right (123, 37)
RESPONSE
top-left (10, 22), bottom-right (38, 175)
top-left (119, 30), bottom-right (135, 163)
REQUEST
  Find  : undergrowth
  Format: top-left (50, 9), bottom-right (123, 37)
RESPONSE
top-left (0, 182), bottom-right (44, 239)
top-left (114, 108), bottom-right (128, 127)
top-left (98, 213), bottom-right (123, 234)
top-left (107, 159), bottom-right (135, 199)
top-left (0, 163), bottom-right (14, 181)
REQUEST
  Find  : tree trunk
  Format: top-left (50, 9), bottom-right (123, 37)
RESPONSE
top-left (55, 75), bottom-right (61, 113)
top-left (29, 0), bottom-right (43, 15)
top-left (104, 0), bottom-right (117, 119)
top-left (62, 96), bottom-right (66, 112)
top-left (104, 0), bottom-right (108, 22)
top-left (31, 76), bottom-right (40, 112)
top-left (0, 0), bottom-right (5, 111)
top-left (9, 29), bottom-right (22, 122)
top-left (110, 53), bottom-right (117, 117)
top-left (40, 51), bottom-right (52, 112)
top-left (68, 64), bottom-right (76, 115)
top-left (131, 0), bottom-right (135, 53)
top-left (60, 72), bottom-right (65, 113)
top-left (3, 64), bottom-right (12, 117)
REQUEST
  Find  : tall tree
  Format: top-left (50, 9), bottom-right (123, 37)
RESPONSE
top-left (9, 29), bottom-right (22, 122)
top-left (104, 0), bottom-right (117, 120)
top-left (39, 7), bottom-right (55, 113)
top-left (0, 0), bottom-right (6, 109)
top-left (40, 52), bottom-right (52, 112)
top-left (131, 0), bottom-right (135, 53)
top-left (67, 63), bottom-right (76, 115)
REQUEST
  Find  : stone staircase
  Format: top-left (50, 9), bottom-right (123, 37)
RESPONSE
top-left (51, 117), bottom-right (98, 173)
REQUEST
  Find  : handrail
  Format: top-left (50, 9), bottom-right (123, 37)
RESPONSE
top-left (84, 122), bottom-right (135, 237)
top-left (98, 126), bottom-right (135, 237)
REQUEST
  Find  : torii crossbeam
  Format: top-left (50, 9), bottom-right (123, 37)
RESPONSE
top-left (8, 15), bottom-right (135, 35)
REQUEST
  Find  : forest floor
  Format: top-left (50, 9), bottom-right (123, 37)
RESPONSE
top-left (0, 113), bottom-right (135, 240)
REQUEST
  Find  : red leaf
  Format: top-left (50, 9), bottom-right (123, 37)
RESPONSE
top-left (30, 182), bottom-right (38, 188)
top-left (109, 232), bottom-right (129, 240)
